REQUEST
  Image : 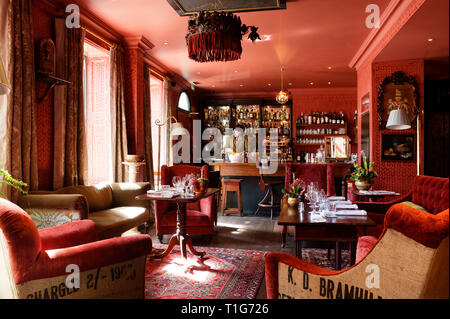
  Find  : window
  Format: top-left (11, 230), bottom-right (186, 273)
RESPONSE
top-left (83, 41), bottom-right (111, 185)
top-left (178, 91), bottom-right (191, 112)
top-left (150, 74), bottom-right (165, 174)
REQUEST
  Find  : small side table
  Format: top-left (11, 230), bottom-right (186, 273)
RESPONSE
top-left (136, 188), bottom-right (219, 261)
top-left (122, 161), bottom-right (146, 183)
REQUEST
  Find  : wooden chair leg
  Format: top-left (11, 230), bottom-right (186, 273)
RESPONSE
top-left (237, 188), bottom-right (243, 216)
top-left (222, 188), bottom-right (227, 216)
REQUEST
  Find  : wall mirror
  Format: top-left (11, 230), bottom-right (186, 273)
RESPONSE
top-left (325, 136), bottom-right (351, 161)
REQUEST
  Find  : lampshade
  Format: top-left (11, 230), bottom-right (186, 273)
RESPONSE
top-left (171, 122), bottom-right (187, 136)
top-left (0, 55), bottom-right (10, 95)
top-left (386, 109), bottom-right (411, 130)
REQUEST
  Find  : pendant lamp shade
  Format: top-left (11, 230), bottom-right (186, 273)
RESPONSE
top-left (386, 109), bottom-right (411, 130)
top-left (0, 55), bottom-right (10, 95)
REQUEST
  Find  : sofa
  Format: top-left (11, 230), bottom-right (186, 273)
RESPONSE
top-left (0, 198), bottom-right (152, 299)
top-left (18, 182), bottom-right (151, 240)
top-left (353, 175), bottom-right (449, 237)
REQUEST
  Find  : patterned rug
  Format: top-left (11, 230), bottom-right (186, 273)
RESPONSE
top-left (301, 248), bottom-right (351, 270)
top-left (145, 245), bottom-right (266, 299)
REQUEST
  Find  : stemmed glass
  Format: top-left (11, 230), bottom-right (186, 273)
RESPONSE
top-left (172, 176), bottom-right (182, 193)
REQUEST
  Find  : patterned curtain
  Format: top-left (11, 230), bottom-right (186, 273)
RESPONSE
top-left (143, 67), bottom-right (155, 187)
top-left (110, 45), bottom-right (128, 182)
top-left (9, 0), bottom-right (39, 200)
top-left (53, 18), bottom-right (88, 188)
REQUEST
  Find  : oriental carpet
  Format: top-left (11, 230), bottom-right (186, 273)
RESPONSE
top-left (144, 245), bottom-right (350, 299)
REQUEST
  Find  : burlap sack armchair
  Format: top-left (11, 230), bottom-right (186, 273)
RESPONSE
top-left (0, 198), bottom-right (152, 299)
top-left (265, 203), bottom-right (449, 299)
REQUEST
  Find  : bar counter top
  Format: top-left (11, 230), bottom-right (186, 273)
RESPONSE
top-left (210, 162), bottom-right (352, 177)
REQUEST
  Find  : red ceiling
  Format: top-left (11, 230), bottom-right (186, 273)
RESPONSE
top-left (78, 0), bottom-right (447, 93)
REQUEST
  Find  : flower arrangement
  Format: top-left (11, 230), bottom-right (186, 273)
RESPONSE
top-left (282, 178), bottom-right (305, 198)
top-left (0, 169), bottom-right (28, 198)
top-left (349, 153), bottom-right (378, 190)
top-left (188, 170), bottom-right (209, 194)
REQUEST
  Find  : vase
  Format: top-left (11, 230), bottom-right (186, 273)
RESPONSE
top-left (194, 179), bottom-right (208, 194)
top-left (287, 197), bottom-right (299, 208)
top-left (355, 180), bottom-right (372, 191)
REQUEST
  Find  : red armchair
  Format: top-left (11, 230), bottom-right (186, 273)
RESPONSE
top-left (265, 203), bottom-right (449, 299)
top-left (154, 165), bottom-right (216, 243)
top-left (353, 175), bottom-right (449, 237)
top-left (285, 164), bottom-right (336, 196)
top-left (0, 198), bottom-right (152, 299)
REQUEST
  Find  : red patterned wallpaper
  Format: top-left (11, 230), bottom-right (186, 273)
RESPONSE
top-left (369, 60), bottom-right (424, 195)
top-left (34, 0), bottom-right (55, 190)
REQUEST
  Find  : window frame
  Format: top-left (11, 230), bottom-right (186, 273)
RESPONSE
top-left (177, 90), bottom-right (191, 113)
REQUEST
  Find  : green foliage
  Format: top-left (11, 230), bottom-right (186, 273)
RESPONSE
top-left (0, 169), bottom-right (28, 198)
top-left (349, 153), bottom-right (378, 183)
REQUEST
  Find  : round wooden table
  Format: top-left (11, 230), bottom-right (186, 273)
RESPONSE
top-left (352, 190), bottom-right (400, 202)
top-left (136, 188), bottom-right (219, 261)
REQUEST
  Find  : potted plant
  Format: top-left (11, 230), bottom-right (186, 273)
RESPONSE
top-left (349, 153), bottom-right (378, 191)
top-left (189, 171), bottom-right (209, 195)
top-left (0, 169), bottom-right (28, 198)
top-left (282, 178), bottom-right (306, 208)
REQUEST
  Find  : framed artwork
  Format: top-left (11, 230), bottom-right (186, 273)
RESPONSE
top-left (377, 71), bottom-right (420, 130)
top-left (381, 134), bottom-right (415, 161)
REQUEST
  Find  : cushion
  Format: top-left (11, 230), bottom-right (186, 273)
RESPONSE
top-left (355, 235), bottom-right (378, 263)
top-left (158, 209), bottom-right (211, 227)
top-left (89, 206), bottom-right (149, 239)
top-left (110, 183), bottom-right (150, 208)
top-left (56, 183), bottom-right (113, 212)
top-left (401, 201), bottom-right (428, 213)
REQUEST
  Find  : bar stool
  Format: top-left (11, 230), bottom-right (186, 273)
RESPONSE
top-left (254, 160), bottom-right (282, 220)
top-left (221, 178), bottom-right (243, 216)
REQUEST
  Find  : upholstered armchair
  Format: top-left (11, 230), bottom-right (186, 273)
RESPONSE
top-left (265, 203), bottom-right (449, 299)
top-left (0, 198), bottom-right (152, 299)
top-left (18, 182), bottom-right (151, 239)
top-left (155, 165), bottom-right (216, 243)
top-left (352, 175), bottom-right (449, 237)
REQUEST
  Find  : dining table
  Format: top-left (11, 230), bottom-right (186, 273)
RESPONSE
top-left (278, 196), bottom-right (376, 270)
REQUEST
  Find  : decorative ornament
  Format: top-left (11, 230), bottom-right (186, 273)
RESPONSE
top-left (186, 11), bottom-right (261, 63)
top-left (276, 67), bottom-right (289, 104)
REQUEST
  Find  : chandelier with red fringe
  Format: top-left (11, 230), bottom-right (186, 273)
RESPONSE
top-left (186, 11), bottom-right (261, 63)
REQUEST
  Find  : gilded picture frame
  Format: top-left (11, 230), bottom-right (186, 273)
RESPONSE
top-left (377, 71), bottom-right (420, 130)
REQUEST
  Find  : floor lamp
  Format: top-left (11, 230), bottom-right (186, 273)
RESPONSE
top-left (155, 116), bottom-right (185, 190)
top-left (0, 55), bottom-right (10, 95)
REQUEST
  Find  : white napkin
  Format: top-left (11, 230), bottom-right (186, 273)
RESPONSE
top-left (327, 196), bottom-right (345, 201)
top-left (335, 204), bottom-right (359, 210)
top-left (335, 210), bottom-right (367, 216)
top-left (147, 190), bottom-right (161, 194)
top-left (334, 200), bottom-right (353, 205)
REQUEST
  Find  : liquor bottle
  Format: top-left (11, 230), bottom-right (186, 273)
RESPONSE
top-left (307, 112), bottom-right (311, 125)
top-left (340, 112), bottom-right (345, 124)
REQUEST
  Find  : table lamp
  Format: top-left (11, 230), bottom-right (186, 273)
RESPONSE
top-left (0, 55), bottom-right (10, 95)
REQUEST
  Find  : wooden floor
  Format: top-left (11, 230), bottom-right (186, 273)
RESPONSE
top-left (136, 211), bottom-right (297, 299)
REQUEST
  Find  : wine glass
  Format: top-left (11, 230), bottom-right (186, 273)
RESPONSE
top-left (172, 176), bottom-right (182, 193)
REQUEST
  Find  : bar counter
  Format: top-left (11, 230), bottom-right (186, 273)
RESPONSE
top-left (211, 162), bottom-right (352, 216)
